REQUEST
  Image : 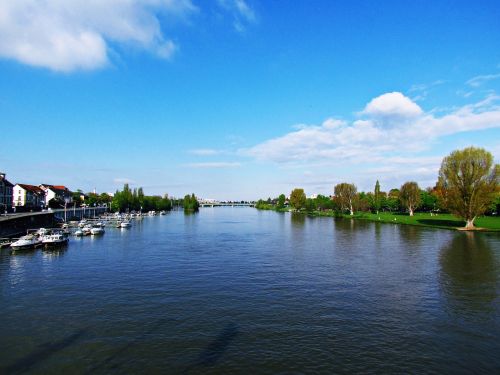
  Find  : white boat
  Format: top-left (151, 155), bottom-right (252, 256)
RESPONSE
top-left (75, 230), bottom-right (83, 237)
top-left (42, 233), bottom-right (68, 246)
top-left (78, 220), bottom-right (87, 228)
top-left (120, 221), bottom-right (131, 228)
top-left (148, 211), bottom-right (156, 216)
top-left (36, 228), bottom-right (49, 236)
top-left (82, 226), bottom-right (92, 236)
top-left (90, 227), bottom-right (105, 235)
top-left (11, 235), bottom-right (41, 250)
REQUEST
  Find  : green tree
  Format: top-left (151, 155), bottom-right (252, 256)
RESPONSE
top-left (439, 147), bottom-right (499, 229)
top-left (183, 193), bottom-right (200, 212)
top-left (315, 194), bottom-right (334, 211)
top-left (72, 192), bottom-right (83, 206)
top-left (334, 183), bottom-right (357, 215)
top-left (277, 194), bottom-right (286, 210)
top-left (400, 181), bottom-right (421, 216)
top-left (384, 189), bottom-right (399, 212)
top-left (289, 188), bottom-right (306, 211)
top-left (373, 180), bottom-right (382, 214)
top-left (304, 198), bottom-right (316, 212)
top-left (420, 189), bottom-right (437, 212)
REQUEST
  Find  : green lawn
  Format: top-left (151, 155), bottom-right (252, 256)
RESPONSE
top-left (256, 206), bottom-right (500, 231)
top-left (336, 212), bottom-right (500, 231)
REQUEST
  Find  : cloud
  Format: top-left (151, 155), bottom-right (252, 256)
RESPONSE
top-left (362, 92), bottom-right (423, 118)
top-left (0, 0), bottom-right (196, 72)
top-left (466, 73), bottom-right (500, 87)
top-left (408, 80), bottom-right (445, 101)
top-left (217, 0), bottom-right (256, 32)
top-left (185, 162), bottom-right (241, 168)
top-left (244, 92), bottom-right (500, 164)
top-left (188, 148), bottom-right (221, 156)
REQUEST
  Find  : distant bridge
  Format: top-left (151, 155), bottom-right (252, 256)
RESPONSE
top-left (199, 202), bottom-right (254, 208)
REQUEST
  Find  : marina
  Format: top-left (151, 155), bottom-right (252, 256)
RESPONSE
top-left (0, 211), bottom-right (154, 253)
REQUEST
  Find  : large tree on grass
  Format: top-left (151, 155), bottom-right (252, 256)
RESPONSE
top-left (290, 188), bottom-right (306, 211)
top-left (438, 147), bottom-right (499, 229)
top-left (334, 183), bottom-right (357, 215)
top-left (400, 181), bottom-right (421, 216)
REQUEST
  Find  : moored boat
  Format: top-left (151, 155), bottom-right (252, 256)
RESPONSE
top-left (11, 235), bottom-right (41, 250)
top-left (120, 221), bottom-right (131, 228)
top-left (90, 227), bottom-right (105, 235)
top-left (42, 233), bottom-right (68, 247)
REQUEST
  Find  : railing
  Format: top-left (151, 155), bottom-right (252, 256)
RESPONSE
top-left (52, 207), bottom-right (108, 221)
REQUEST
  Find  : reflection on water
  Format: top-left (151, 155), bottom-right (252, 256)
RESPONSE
top-left (440, 232), bottom-right (498, 313)
top-left (290, 212), bottom-right (305, 227)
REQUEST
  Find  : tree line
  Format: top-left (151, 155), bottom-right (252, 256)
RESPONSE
top-left (256, 147), bottom-right (499, 229)
top-left (111, 184), bottom-right (172, 213)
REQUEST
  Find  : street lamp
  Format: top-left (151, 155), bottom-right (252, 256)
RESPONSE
top-left (64, 197), bottom-right (71, 223)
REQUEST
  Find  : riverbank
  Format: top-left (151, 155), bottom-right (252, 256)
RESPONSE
top-left (257, 206), bottom-right (500, 231)
top-left (325, 211), bottom-right (500, 231)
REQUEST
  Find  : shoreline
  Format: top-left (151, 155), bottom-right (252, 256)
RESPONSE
top-left (256, 207), bottom-right (500, 232)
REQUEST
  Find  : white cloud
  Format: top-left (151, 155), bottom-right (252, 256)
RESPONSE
top-left (244, 92), bottom-right (500, 165)
top-left (0, 0), bottom-right (196, 72)
top-left (466, 73), bottom-right (500, 87)
top-left (363, 92), bottom-right (423, 118)
top-left (185, 162), bottom-right (241, 168)
top-left (217, 0), bottom-right (256, 32)
top-left (408, 80), bottom-right (445, 101)
top-left (188, 148), bottom-right (221, 156)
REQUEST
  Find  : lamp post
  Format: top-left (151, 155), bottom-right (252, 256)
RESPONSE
top-left (64, 197), bottom-right (70, 223)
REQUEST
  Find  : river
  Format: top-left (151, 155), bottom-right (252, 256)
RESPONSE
top-left (1, 207), bottom-right (499, 374)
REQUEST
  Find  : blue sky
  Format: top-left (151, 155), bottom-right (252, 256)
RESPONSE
top-left (1, 0), bottom-right (499, 200)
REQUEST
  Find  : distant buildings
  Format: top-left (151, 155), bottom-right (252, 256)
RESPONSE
top-left (39, 184), bottom-right (73, 206)
top-left (0, 172), bottom-right (14, 212)
top-left (13, 184), bottom-right (45, 209)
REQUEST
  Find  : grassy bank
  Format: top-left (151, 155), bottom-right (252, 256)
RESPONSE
top-left (258, 207), bottom-right (500, 231)
top-left (315, 211), bottom-right (500, 231)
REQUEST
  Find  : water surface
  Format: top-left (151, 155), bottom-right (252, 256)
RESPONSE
top-left (1, 208), bottom-right (499, 374)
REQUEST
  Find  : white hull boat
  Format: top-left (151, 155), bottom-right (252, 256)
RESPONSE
top-left (120, 221), bottom-right (131, 228)
top-left (91, 227), bottom-right (105, 235)
top-left (11, 235), bottom-right (41, 250)
top-left (42, 234), bottom-right (68, 247)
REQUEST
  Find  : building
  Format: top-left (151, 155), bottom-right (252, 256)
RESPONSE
top-left (0, 172), bottom-right (14, 212)
top-left (39, 184), bottom-right (73, 206)
top-left (13, 184), bottom-right (46, 209)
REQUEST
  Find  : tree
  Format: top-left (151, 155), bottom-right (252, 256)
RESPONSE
top-left (304, 198), bottom-right (316, 212)
top-left (438, 147), bottom-right (499, 229)
top-left (277, 194), bottom-right (286, 210)
top-left (183, 193), bottom-right (200, 212)
top-left (289, 188), bottom-right (306, 211)
top-left (373, 180), bottom-right (382, 214)
top-left (72, 192), bottom-right (83, 206)
top-left (48, 198), bottom-right (64, 209)
top-left (334, 183), bottom-right (357, 215)
top-left (400, 181), bottom-right (421, 216)
top-left (315, 194), bottom-right (334, 211)
top-left (420, 189), bottom-right (437, 212)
